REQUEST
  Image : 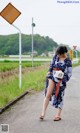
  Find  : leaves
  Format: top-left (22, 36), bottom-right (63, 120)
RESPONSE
top-left (0, 34), bottom-right (58, 55)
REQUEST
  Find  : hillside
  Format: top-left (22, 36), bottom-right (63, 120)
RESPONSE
top-left (0, 34), bottom-right (58, 55)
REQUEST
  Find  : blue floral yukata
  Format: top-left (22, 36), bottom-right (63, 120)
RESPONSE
top-left (45, 55), bottom-right (72, 109)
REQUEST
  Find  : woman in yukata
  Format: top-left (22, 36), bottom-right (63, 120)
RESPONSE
top-left (40, 46), bottom-right (72, 121)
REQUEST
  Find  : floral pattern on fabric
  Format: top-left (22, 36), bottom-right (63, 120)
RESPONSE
top-left (45, 55), bottom-right (72, 109)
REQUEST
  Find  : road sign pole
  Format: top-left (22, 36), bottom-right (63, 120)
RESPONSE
top-left (12, 24), bottom-right (22, 89)
top-left (0, 3), bottom-right (22, 88)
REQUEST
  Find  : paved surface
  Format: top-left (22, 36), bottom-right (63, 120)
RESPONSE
top-left (0, 66), bottom-right (80, 133)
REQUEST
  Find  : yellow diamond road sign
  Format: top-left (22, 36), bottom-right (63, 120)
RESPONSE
top-left (0, 3), bottom-right (21, 24)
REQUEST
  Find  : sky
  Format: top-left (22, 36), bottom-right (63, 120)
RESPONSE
top-left (0, 0), bottom-right (80, 49)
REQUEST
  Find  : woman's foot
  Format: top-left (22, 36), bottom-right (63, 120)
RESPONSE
top-left (39, 114), bottom-right (45, 120)
top-left (53, 116), bottom-right (61, 121)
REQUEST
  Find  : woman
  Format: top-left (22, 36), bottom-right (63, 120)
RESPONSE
top-left (40, 46), bottom-right (72, 121)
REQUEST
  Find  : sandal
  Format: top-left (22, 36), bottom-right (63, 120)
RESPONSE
top-left (39, 115), bottom-right (44, 120)
top-left (53, 116), bottom-right (61, 121)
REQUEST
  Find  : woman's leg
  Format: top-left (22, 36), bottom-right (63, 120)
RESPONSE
top-left (40, 79), bottom-right (55, 117)
top-left (53, 108), bottom-right (62, 121)
top-left (55, 108), bottom-right (62, 117)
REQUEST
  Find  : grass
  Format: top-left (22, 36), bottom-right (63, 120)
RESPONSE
top-left (72, 60), bottom-right (80, 67)
top-left (0, 58), bottom-right (80, 108)
top-left (0, 64), bottom-right (49, 108)
top-left (0, 61), bottom-right (44, 72)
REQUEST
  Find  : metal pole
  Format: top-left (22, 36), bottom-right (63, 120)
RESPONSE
top-left (75, 50), bottom-right (78, 58)
top-left (12, 24), bottom-right (22, 89)
top-left (32, 17), bottom-right (34, 68)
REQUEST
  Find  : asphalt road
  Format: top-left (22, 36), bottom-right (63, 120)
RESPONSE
top-left (0, 66), bottom-right (80, 133)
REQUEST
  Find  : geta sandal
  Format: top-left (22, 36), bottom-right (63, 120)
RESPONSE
top-left (53, 116), bottom-right (61, 121)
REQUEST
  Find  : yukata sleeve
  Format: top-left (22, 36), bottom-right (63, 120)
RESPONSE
top-left (62, 59), bottom-right (72, 83)
top-left (48, 55), bottom-right (57, 73)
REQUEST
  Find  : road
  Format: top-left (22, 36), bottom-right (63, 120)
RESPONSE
top-left (0, 66), bottom-right (80, 133)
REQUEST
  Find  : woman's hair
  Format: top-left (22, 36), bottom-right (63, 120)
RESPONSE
top-left (56, 46), bottom-right (68, 55)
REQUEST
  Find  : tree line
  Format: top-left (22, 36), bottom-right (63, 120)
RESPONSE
top-left (0, 34), bottom-right (58, 55)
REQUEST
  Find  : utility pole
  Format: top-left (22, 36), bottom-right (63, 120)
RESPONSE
top-left (31, 17), bottom-right (36, 68)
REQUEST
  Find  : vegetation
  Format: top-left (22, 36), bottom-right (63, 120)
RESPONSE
top-left (72, 58), bottom-right (80, 67)
top-left (0, 57), bottom-right (80, 108)
top-left (0, 61), bottom-right (44, 72)
top-left (73, 50), bottom-right (80, 58)
top-left (0, 34), bottom-right (58, 55)
top-left (0, 33), bottom-right (80, 108)
top-left (0, 64), bottom-right (49, 108)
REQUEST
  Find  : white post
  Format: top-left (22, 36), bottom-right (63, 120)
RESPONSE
top-left (32, 17), bottom-right (34, 68)
top-left (12, 24), bottom-right (22, 89)
top-left (75, 50), bottom-right (78, 58)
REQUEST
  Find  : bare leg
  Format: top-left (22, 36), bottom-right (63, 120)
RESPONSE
top-left (53, 108), bottom-right (62, 121)
top-left (40, 79), bottom-right (55, 118)
top-left (55, 108), bottom-right (62, 117)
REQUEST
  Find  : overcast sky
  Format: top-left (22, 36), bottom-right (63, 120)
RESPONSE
top-left (0, 0), bottom-right (80, 48)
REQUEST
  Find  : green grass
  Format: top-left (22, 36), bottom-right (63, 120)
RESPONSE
top-left (0, 61), bottom-right (44, 72)
top-left (72, 59), bottom-right (80, 67)
top-left (0, 65), bottom-right (48, 108)
top-left (0, 58), bottom-right (80, 108)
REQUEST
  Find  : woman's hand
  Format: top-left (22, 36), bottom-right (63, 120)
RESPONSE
top-left (46, 72), bottom-right (51, 77)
